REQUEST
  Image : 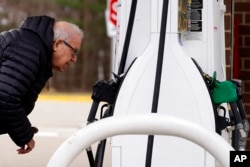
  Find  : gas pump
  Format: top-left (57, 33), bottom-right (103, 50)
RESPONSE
top-left (47, 0), bottom-right (248, 167)
top-left (111, 0), bottom-right (216, 166)
top-left (109, 0), bottom-right (248, 166)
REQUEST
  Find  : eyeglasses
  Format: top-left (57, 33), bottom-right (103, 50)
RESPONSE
top-left (62, 40), bottom-right (79, 56)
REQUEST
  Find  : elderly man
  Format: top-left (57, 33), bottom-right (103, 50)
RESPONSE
top-left (0, 16), bottom-right (83, 154)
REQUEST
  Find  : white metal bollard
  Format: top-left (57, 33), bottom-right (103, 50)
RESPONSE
top-left (47, 114), bottom-right (234, 167)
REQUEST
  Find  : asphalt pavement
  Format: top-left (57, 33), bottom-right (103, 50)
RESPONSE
top-left (0, 94), bottom-right (111, 167)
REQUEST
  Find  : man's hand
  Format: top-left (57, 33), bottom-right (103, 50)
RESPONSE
top-left (17, 139), bottom-right (35, 154)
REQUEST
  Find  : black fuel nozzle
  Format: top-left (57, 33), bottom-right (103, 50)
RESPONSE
top-left (87, 73), bottom-right (124, 124)
top-left (91, 72), bottom-right (124, 104)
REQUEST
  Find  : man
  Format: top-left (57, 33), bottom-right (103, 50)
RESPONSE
top-left (0, 16), bottom-right (83, 154)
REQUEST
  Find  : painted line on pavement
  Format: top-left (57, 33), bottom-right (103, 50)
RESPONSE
top-left (36, 131), bottom-right (59, 137)
top-left (38, 93), bottom-right (92, 102)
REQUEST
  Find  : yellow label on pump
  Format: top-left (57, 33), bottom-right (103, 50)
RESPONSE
top-left (178, 0), bottom-right (190, 32)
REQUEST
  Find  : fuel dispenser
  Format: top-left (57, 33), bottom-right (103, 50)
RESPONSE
top-left (110, 0), bottom-right (246, 166)
top-left (111, 0), bottom-right (216, 166)
top-left (47, 0), bottom-right (249, 167)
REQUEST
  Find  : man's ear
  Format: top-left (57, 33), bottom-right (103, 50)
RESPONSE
top-left (53, 38), bottom-right (62, 51)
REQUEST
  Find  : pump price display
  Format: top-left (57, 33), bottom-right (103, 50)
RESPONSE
top-left (230, 151), bottom-right (250, 167)
top-left (190, 0), bottom-right (202, 32)
top-left (191, 0), bottom-right (203, 9)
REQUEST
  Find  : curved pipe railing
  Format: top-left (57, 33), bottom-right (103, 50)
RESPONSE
top-left (47, 114), bottom-right (234, 167)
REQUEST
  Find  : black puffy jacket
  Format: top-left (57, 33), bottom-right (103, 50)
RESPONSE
top-left (0, 16), bottom-right (54, 146)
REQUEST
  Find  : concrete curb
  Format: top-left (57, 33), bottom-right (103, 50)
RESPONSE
top-left (38, 93), bottom-right (92, 102)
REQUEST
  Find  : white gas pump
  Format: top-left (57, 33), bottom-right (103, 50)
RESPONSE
top-left (113, 0), bottom-right (226, 78)
top-left (111, 0), bottom-right (226, 166)
top-left (47, 1), bottom-right (249, 167)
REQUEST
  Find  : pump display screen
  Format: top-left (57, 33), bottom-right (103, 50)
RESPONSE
top-left (178, 0), bottom-right (203, 33)
top-left (191, 0), bottom-right (203, 9)
top-left (190, 0), bottom-right (202, 32)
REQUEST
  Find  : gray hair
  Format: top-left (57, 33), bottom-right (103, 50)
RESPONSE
top-left (53, 22), bottom-right (84, 42)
